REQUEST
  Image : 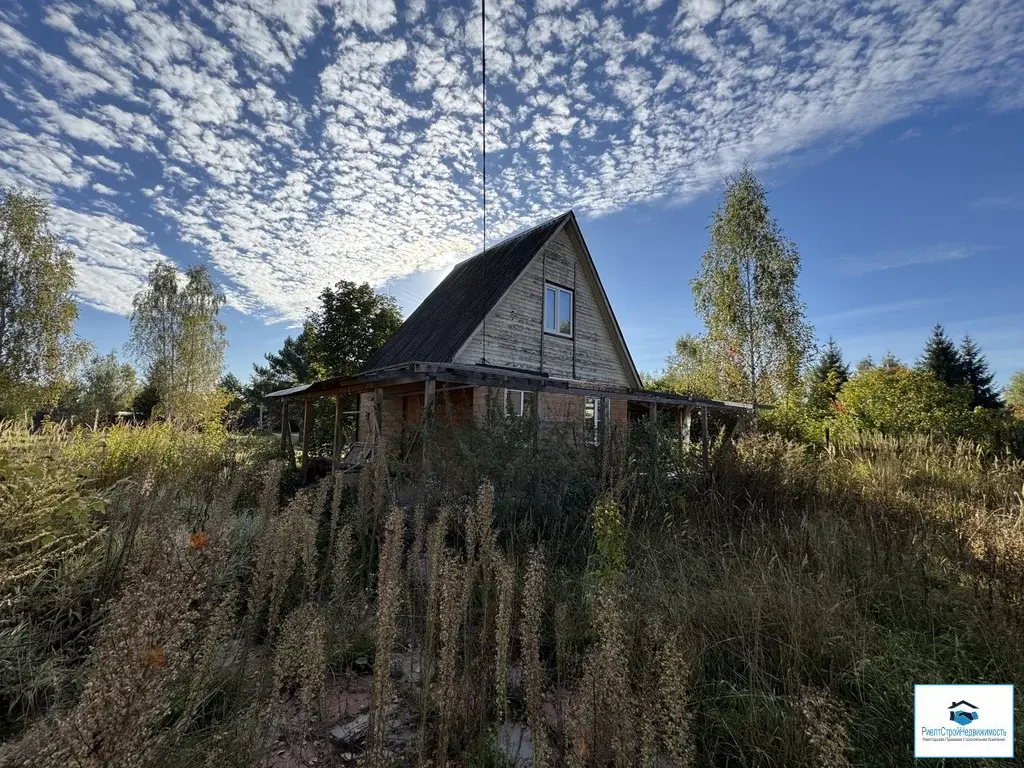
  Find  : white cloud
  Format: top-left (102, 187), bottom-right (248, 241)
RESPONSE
top-left (971, 196), bottom-right (1024, 211)
top-left (50, 206), bottom-right (169, 315)
top-left (836, 245), bottom-right (999, 277)
top-left (0, 0), bottom-right (1021, 322)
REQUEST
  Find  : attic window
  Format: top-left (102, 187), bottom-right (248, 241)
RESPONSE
top-left (544, 284), bottom-right (573, 337)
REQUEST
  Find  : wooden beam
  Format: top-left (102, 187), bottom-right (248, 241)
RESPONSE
top-left (301, 397), bottom-right (312, 477)
top-left (332, 394), bottom-right (343, 472)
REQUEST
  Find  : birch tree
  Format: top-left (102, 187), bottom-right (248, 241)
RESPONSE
top-left (691, 169), bottom-right (813, 407)
top-left (129, 263), bottom-right (226, 422)
top-left (0, 190), bottom-right (82, 416)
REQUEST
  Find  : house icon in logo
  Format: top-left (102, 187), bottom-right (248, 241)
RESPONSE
top-left (948, 700), bottom-right (980, 726)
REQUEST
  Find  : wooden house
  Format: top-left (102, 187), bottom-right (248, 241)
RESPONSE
top-left (269, 211), bottom-right (754, 472)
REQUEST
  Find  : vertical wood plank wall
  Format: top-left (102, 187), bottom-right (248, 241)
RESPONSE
top-left (454, 228), bottom-right (633, 386)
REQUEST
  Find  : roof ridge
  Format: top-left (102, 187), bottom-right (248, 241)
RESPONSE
top-left (358, 210), bottom-right (571, 372)
top-left (466, 210), bottom-right (572, 263)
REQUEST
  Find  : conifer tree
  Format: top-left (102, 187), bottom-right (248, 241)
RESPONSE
top-left (918, 324), bottom-right (965, 388)
top-left (880, 351), bottom-right (902, 372)
top-left (959, 335), bottom-right (1002, 409)
top-left (810, 337), bottom-right (850, 389)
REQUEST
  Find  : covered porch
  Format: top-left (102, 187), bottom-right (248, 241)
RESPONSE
top-left (266, 361), bottom-right (759, 480)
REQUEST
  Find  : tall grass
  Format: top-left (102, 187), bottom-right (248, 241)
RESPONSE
top-left (1, 419), bottom-right (1022, 766)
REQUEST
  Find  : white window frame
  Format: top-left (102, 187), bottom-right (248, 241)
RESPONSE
top-left (505, 389), bottom-right (527, 418)
top-left (584, 396), bottom-right (602, 445)
top-left (543, 283), bottom-right (574, 338)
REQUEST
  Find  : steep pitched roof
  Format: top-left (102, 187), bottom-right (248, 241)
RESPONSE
top-left (360, 212), bottom-right (572, 372)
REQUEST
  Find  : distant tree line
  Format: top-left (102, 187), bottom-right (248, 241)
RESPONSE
top-left (3, 180), bottom-right (1021, 453)
top-left (1, 188), bottom-right (401, 431)
top-left (650, 169), bottom-right (1023, 453)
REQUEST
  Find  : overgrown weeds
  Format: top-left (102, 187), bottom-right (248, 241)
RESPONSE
top-left (1, 420), bottom-right (1022, 766)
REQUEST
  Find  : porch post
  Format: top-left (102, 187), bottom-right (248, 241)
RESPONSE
top-left (280, 400), bottom-right (288, 456)
top-left (732, 414), bottom-right (747, 440)
top-left (301, 397), bottom-right (313, 477)
top-left (422, 377), bottom-right (436, 476)
top-left (648, 401), bottom-right (658, 447)
top-left (681, 406), bottom-right (693, 448)
top-left (332, 394), bottom-right (343, 472)
top-left (282, 402), bottom-right (296, 470)
top-left (701, 405), bottom-right (710, 471)
top-left (374, 387), bottom-right (384, 438)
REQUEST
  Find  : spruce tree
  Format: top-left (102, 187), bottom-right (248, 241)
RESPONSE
top-left (959, 335), bottom-right (1002, 408)
top-left (880, 351), bottom-right (902, 372)
top-left (811, 337), bottom-right (850, 388)
top-left (918, 324), bottom-right (965, 387)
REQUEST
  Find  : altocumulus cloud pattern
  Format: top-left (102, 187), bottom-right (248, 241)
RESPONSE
top-left (1, 0), bottom-right (1022, 320)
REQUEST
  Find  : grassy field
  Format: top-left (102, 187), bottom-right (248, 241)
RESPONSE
top-left (1, 420), bottom-right (1022, 767)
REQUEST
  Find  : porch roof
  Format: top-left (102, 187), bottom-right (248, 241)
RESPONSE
top-left (266, 361), bottom-right (761, 412)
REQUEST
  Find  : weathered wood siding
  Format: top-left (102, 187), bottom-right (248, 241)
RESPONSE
top-left (454, 227), bottom-right (634, 386)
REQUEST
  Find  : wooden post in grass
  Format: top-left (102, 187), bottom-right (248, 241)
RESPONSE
top-left (680, 406), bottom-right (693, 448)
top-left (301, 397), bottom-right (312, 479)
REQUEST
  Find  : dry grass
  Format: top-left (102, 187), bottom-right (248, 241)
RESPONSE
top-left (1, 421), bottom-right (1023, 767)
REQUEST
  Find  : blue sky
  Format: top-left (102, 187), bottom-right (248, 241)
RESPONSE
top-left (1, 0), bottom-right (1022, 386)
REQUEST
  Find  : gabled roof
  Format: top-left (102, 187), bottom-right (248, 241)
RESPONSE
top-left (360, 212), bottom-right (572, 372)
top-left (360, 210), bottom-right (641, 387)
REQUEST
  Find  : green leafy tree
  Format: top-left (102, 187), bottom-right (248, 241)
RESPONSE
top-left (219, 372), bottom-right (246, 414)
top-left (306, 280), bottom-right (402, 378)
top-left (837, 364), bottom-right (970, 438)
top-left (247, 282), bottom-right (401, 440)
top-left (958, 335), bottom-right (1001, 409)
top-left (657, 333), bottom-right (745, 400)
top-left (691, 168), bottom-right (814, 407)
top-left (918, 324), bottom-right (965, 387)
top-left (0, 190), bottom-right (84, 415)
top-left (1007, 371), bottom-right (1024, 414)
top-left (129, 263), bottom-right (226, 422)
top-left (855, 355), bottom-right (875, 373)
top-left (66, 351), bottom-right (138, 422)
top-left (131, 381), bottom-right (161, 421)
